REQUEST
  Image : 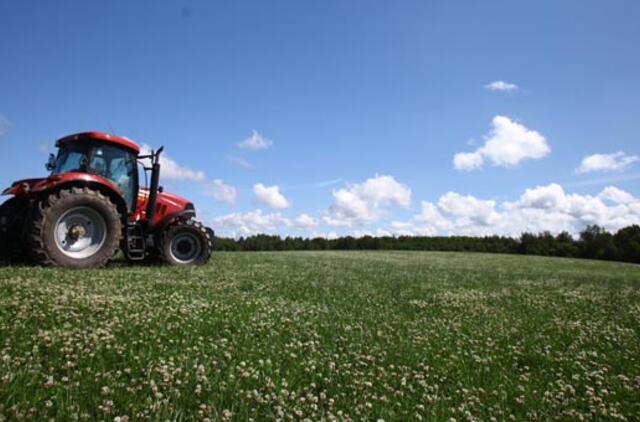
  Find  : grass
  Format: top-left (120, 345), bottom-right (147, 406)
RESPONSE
top-left (0, 251), bottom-right (639, 421)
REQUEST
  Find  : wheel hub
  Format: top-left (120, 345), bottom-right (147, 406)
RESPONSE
top-left (169, 232), bottom-right (203, 264)
top-left (54, 206), bottom-right (107, 259)
top-left (68, 224), bottom-right (87, 240)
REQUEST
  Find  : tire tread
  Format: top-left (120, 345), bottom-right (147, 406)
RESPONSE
top-left (158, 218), bottom-right (213, 265)
top-left (26, 187), bottom-right (122, 267)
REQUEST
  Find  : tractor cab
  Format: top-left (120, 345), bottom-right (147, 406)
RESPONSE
top-left (49, 138), bottom-right (139, 212)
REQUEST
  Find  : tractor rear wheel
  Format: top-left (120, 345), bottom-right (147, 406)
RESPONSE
top-left (27, 187), bottom-right (122, 268)
top-left (159, 219), bottom-right (213, 265)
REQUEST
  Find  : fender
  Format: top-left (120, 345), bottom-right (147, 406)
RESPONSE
top-left (29, 173), bottom-right (128, 217)
top-left (31, 173), bottom-right (121, 196)
top-left (155, 205), bottom-right (197, 233)
top-left (2, 178), bottom-right (46, 196)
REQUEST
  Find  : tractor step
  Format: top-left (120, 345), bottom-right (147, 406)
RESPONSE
top-left (125, 222), bottom-right (147, 261)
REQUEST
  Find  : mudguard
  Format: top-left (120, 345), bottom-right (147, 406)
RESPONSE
top-left (2, 173), bottom-right (128, 217)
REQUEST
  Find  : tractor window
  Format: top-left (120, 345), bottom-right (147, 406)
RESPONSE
top-left (53, 145), bottom-right (89, 174)
top-left (89, 145), bottom-right (138, 212)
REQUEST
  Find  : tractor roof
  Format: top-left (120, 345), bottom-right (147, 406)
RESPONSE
top-left (56, 131), bottom-right (141, 154)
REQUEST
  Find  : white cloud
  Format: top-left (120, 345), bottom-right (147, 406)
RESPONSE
top-left (390, 184), bottom-right (640, 237)
top-left (453, 116), bottom-right (550, 171)
top-left (211, 210), bottom-right (322, 237)
top-left (238, 130), bottom-right (273, 151)
top-left (0, 114), bottom-right (10, 136)
top-left (353, 228), bottom-right (393, 238)
top-left (389, 220), bottom-right (423, 236)
top-left (390, 194), bottom-right (500, 237)
top-left (438, 192), bottom-right (500, 226)
top-left (212, 209), bottom-right (290, 237)
top-left (293, 213), bottom-right (319, 230)
top-left (227, 155), bottom-right (252, 169)
top-left (576, 151), bottom-right (639, 174)
top-left (485, 80), bottom-right (519, 92)
top-left (207, 184), bottom-right (639, 239)
top-left (206, 179), bottom-right (237, 205)
top-left (453, 152), bottom-right (483, 171)
top-left (141, 144), bottom-right (205, 181)
top-left (515, 183), bottom-right (567, 210)
top-left (598, 186), bottom-right (635, 205)
top-left (253, 183), bottom-right (291, 209)
top-left (324, 175), bottom-right (411, 226)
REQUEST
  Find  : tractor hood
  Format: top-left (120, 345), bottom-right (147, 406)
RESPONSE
top-left (138, 188), bottom-right (192, 210)
top-left (158, 191), bottom-right (192, 210)
top-left (136, 188), bottom-right (195, 227)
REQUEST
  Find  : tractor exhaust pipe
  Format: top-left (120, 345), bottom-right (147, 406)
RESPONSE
top-left (145, 146), bottom-right (164, 223)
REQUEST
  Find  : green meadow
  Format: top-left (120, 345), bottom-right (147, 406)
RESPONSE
top-left (1, 251), bottom-right (639, 421)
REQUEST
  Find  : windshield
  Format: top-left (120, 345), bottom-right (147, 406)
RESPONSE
top-left (53, 143), bottom-right (139, 212)
top-left (53, 144), bottom-right (90, 174)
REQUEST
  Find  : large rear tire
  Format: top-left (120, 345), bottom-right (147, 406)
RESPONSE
top-left (159, 219), bottom-right (213, 266)
top-left (27, 187), bottom-right (122, 268)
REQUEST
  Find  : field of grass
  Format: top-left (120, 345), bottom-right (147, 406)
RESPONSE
top-left (0, 251), bottom-right (639, 421)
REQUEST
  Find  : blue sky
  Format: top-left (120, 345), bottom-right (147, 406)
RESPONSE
top-left (1, 1), bottom-right (639, 237)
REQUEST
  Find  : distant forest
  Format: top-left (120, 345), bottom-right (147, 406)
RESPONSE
top-left (214, 225), bottom-right (640, 264)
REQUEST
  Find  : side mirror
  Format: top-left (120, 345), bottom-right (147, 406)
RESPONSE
top-left (158, 186), bottom-right (164, 193)
top-left (46, 153), bottom-right (56, 171)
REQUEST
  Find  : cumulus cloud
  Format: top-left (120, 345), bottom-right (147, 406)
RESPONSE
top-left (141, 144), bottom-right (205, 181)
top-left (212, 210), bottom-right (323, 237)
top-left (454, 116), bottom-right (550, 171)
top-left (238, 130), bottom-right (273, 151)
top-left (576, 151), bottom-right (639, 174)
top-left (453, 152), bottom-right (484, 171)
top-left (389, 194), bottom-right (500, 236)
top-left (206, 179), bottom-right (237, 205)
top-left (308, 231), bottom-right (339, 240)
top-left (253, 183), bottom-right (291, 209)
top-left (598, 186), bottom-right (635, 205)
top-left (212, 210), bottom-right (290, 237)
top-left (0, 114), bottom-right (10, 136)
top-left (484, 80), bottom-right (519, 92)
top-left (437, 192), bottom-right (500, 226)
top-left (390, 184), bottom-right (640, 237)
top-left (324, 175), bottom-right (411, 226)
top-left (293, 213), bottom-right (319, 230)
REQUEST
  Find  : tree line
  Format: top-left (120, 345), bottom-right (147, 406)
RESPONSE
top-left (214, 224), bottom-right (640, 264)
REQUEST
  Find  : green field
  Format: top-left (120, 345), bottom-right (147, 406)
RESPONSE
top-left (1, 251), bottom-right (639, 421)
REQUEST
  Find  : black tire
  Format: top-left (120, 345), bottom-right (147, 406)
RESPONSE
top-left (26, 187), bottom-right (122, 268)
top-left (159, 219), bottom-right (213, 266)
top-left (0, 197), bottom-right (26, 263)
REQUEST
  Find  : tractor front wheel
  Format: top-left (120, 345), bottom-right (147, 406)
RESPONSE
top-left (27, 187), bottom-right (122, 268)
top-left (159, 219), bottom-right (213, 265)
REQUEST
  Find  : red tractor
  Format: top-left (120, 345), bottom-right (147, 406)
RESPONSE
top-left (0, 132), bottom-right (213, 268)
